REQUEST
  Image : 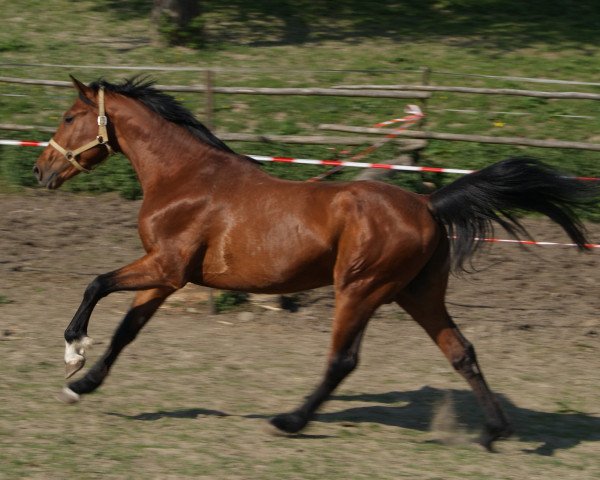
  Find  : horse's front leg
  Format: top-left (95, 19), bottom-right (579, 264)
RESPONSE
top-left (59, 287), bottom-right (174, 403)
top-left (62, 253), bottom-right (181, 379)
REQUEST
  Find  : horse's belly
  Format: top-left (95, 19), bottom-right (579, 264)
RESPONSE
top-left (198, 243), bottom-right (335, 294)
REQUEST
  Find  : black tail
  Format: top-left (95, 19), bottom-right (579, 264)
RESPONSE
top-left (428, 157), bottom-right (598, 272)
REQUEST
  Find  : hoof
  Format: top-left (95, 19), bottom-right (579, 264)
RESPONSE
top-left (269, 411), bottom-right (308, 434)
top-left (479, 423), bottom-right (514, 452)
top-left (65, 337), bottom-right (93, 378)
top-left (57, 387), bottom-right (80, 404)
top-left (65, 357), bottom-right (86, 379)
top-left (64, 337), bottom-right (92, 379)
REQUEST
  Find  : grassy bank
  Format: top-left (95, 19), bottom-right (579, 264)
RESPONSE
top-left (1, 1), bottom-right (598, 217)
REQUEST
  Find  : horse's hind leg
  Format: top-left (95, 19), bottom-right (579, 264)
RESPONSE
top-left (270, 288), bottom-right (382, 434)
top-left (58, 287), bottom-right (173, 403)
top-left (396, 257), bottom-right (512, 451)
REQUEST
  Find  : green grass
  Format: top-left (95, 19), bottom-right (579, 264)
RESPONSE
top-left (214, 291), bottom-right (250, 313)
top-left (1, 0), bottom-right (599, 219)
top-left (0, 294), bottom-right (12, 304)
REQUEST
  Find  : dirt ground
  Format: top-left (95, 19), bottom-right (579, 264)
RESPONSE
top-left (1, 190), bottom-right (599, 479)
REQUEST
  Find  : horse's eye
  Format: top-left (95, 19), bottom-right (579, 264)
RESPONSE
top-left (64, 115), bottom-right (75, 125)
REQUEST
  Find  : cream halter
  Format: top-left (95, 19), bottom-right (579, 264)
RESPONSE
top-left (48, 86), bottom-right (115, 173)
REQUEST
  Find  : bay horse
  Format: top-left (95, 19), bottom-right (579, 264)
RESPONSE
top-left (34, 76), bottom-right (596, 450)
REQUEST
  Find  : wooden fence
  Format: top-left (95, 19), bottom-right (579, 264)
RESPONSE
top-left (0, 75), bottom-right (428, 150)
top-left (1, 71), bottom-right (599, 155)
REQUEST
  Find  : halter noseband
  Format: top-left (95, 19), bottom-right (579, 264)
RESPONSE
top-left (49, 87), bottom-right (115, 173)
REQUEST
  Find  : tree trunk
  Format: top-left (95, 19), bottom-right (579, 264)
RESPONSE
top-left (152, 0), bottom-right (200, 27)
top-left (152, 0), bottom-right (203, 47)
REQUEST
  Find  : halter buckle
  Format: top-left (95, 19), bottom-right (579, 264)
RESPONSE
top-left (97, 115), bottom-right (108, 126)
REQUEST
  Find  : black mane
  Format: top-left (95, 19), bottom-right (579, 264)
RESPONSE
top-left (89, 77), bottom-right (235, 154)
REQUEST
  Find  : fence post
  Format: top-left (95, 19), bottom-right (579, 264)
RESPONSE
top-left (208, 289), bottom-right (217, 315)
top-left (205, 69), bottom-right (215, 130)
top-left (421, 66), bottom-right (432, 87)
top-left (417, 67), bottom-right (434, 191)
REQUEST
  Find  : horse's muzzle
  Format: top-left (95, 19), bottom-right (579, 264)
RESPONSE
top-left (33, 165), bottom-right (61, 189)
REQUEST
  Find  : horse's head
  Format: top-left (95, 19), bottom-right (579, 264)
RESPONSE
top-left (33, 76), bottom-right (116, 189)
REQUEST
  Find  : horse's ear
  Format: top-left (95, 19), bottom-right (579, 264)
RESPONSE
top-left (69, 75), bottom-right (95, 105)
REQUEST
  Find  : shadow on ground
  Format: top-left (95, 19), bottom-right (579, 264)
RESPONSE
top-left (323, 386), bottom-right (600, 455)
top-left (106, 386), bottom-right (599, 455)
top-left (95, 0), bottom-right (600, 51)
top-left (106, 407), bottom-right (230, 421)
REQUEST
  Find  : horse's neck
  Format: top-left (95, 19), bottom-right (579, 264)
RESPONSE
top-left (112, 105), bottom-right (243, 194)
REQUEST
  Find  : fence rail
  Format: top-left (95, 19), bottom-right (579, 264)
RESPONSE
top-left (5, 76), bottom-right (599, 100)
top-left (331, 84), bottom-right (600, 101)
top-left (4, 62), bottom-right (600, 86)
top-left (320, 124), bottom-right (600, 152)
top-left (1, 72), bottom-right (599, 154)
top-left (0, 76), bottom-right (429, 99)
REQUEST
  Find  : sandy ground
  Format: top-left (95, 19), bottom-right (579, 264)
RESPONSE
top-left (1, 190), bottom-right (599, 479)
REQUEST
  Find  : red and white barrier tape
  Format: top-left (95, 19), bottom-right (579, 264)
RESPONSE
top-left (0, 138), bottom-right (474, 175)
top-left (2, 138), bottom-right (597, 249)
top-left (307, 105), bottom-right (425, 181)
top-left (253, 155), bottom-right (598, 182)
top-left (1, 139), bottom-right (49, 147)
top-left (374, 104), bottom-right (424, 127)
top-left (7, 138), bottom-right (594, 183)
top-left (250, 155), bottom-right (475, 175)
top-left (374, 115), bottom-right (422, 128)
top-left (3, 137), bottom-right (597, 181)
top-left (478, 238), bottom-right (599, 249)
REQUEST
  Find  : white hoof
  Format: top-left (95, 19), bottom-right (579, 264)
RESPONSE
top-left (64, 337), bottom-right (93, 378)
top-left (57, 387), bottom-right (80, 404)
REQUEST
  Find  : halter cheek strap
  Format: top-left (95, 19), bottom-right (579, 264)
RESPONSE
top-left (49, 87), bottom-right (115, 173)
